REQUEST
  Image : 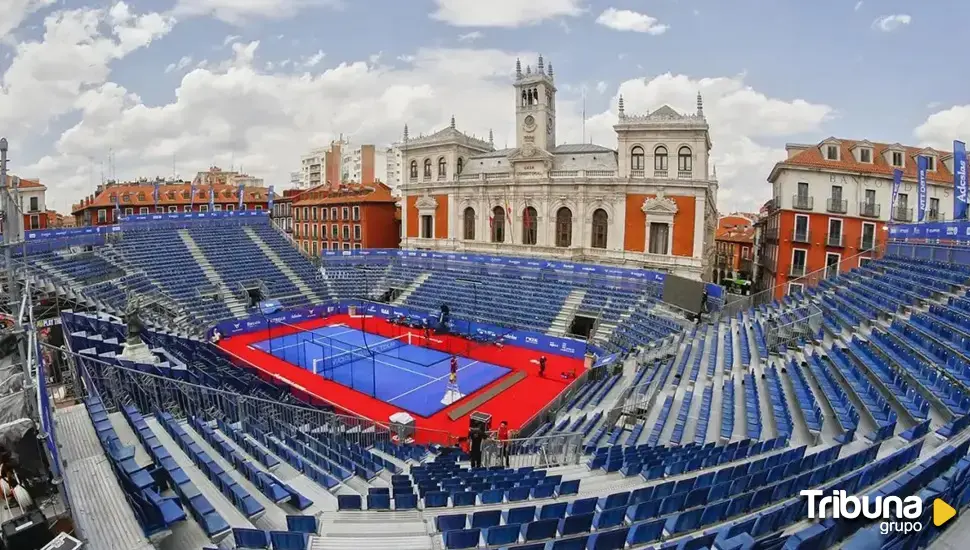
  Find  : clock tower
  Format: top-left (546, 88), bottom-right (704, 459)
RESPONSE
top-left (514, 55), bottom-right (557, 153)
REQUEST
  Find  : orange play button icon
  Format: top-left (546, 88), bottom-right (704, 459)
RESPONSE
top-left (934, 499), bottom-right (956, 527)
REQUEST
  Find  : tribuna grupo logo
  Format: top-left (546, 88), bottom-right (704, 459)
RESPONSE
top-left (801, 490), bottom-right (956, 535)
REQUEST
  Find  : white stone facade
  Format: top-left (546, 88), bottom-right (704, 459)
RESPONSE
top-left (399, 57), bottom-right (719, 280)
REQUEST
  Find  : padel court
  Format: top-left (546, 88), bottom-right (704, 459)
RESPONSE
top-left (250, 323), bottom-right (510, 417)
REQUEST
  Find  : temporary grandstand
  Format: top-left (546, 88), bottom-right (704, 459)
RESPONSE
top-left (5, 182), bottom-right (970, 549)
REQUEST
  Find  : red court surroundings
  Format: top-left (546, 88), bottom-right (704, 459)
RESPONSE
top-left (219, 313), bottom-right (586, 443)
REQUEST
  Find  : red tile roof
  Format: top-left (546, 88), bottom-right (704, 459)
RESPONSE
top-left (716, 225), bottom-right (754, 244)
top-left (72, 182), bottom-right (269, 213)
top-left (771, 138), bottom-right (956, 184)
top-left (293, 182), bottom-right (395, 206)
top-left (7, 176), bottom-right (45, 189)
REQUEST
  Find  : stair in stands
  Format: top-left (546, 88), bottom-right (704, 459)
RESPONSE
top-left (177, 230), bottom-right (249, 318)
top-left (549, 288), bottom-right (587, 335)
top-left (391, 272), bottom-right (431, 305)
top-left (243, 227), bottom-right (327, 304)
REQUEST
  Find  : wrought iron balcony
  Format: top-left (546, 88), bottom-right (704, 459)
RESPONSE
top-left (892, 207), bottom-right (913, 222)
top-left (859, 202), bottom-right (880, 218)
top-left (792, 195), bottom-right (814, 210)
top-left (791, 229), bottom-right (811, 243)
top-left (826, 233), bottom-right (844, 247)
top-left (826, 198), bottom-right (847, 214)
top-left (790, 264), bottom-right (807, 277)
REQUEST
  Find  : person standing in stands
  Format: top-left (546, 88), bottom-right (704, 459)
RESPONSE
top-left (538, 355), bottom-right (547, 378)
top-left (469, 426), bottom-right (486, 468)
top-left (497, 420), bottom-right (513, 467)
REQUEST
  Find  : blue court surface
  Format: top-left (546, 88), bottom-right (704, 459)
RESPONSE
top-left (250, 324), bottom-right (510, 417)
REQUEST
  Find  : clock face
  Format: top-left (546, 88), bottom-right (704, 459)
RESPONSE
top-left (524, 115), bottom-right (535, 127)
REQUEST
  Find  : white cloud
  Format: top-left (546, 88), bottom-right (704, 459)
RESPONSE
top-left (595, 81), bottom-right (607, 94)
top-left (872, 14), bottom-right (911, 32)
top-left (303, 49), bottom-right (325, 68)
top-left (222, 34), bottom-right (240, 46)
top-left (584, 74), bottom-right (833, 211)
top-left (0, 3), bottom-right (173, 134)
top-left (0, 0), bottom-right (55, 42)
top-left (165, 55), bottom-right (193, 73)
top-left (457, 31), bottom-right (483, 42)
top-left (596, 8), bottom-right (668, 35)
top-left (431, 0), bottom-right (583, 27)
top-left (854, 1), bottom-right (863, 11)
top-left (173, 0), bottom-right (340, 26)
top-left (914, 105), bottom-right (970, 150)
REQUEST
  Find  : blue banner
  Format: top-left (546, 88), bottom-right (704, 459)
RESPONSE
top-left (891, 169), bottom-right (902, 215)
top-left (889, 220), bottom-right (970, 240)
top-left (955, 140), bottom-right (968, 220)
top-left (190, 183), bottom-right (197, 209)
top-left (320, 248), bottom-right (724, 300)
top-left (26, 224), bottom-right (120, 240)
top-left (153, 182), bottom-right (160, 209)
top-left (917, 155), bottom-right (928, 222)
top-left (238, 183), bottom-right (245, 209)
top-left (268, 185), bottom-right (275, 211)
top-left (208, 186), bottom-right (215, 210)
top-left (120, 209), bottom-right (268, 225)
top-left (211, 300), bottom-right (589, 359)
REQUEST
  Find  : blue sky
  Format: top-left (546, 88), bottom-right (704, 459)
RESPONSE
top-left (1, 0), bottom-right (967, 212)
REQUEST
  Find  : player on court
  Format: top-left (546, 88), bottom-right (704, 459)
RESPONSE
top-left (538, 355), bottom-right (547, 377)
top-left (450, 355), bottom-right (459, 377)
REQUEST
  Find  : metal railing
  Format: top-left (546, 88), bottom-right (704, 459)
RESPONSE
top-left (826, 233), bottom-right (844, 247)
top-left (715, 240), bottom-right (889, 321)
top-left (792, 195), bottom-right (814, 210)
top-left (859, 202), bottom-right (880, 218)
top-left (791, 229), bottom-right (811, 243)
top-left (64, 343), bottom-right (395, 448)
top-left (517, 363), bottom-right (610, 437)
top-left (892, 207), bottom-right (913, 222)
top-left (481, 432), bottom-right (584, 468)
top-left (826, 198), bottom-right (847, 214)
top-left (763, 303), bottom-right (822, 355)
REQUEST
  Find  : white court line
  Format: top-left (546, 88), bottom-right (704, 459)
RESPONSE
top-left (386, 361), bottom-right (481, 403)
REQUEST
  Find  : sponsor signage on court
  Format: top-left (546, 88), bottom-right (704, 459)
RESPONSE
top-left (211, 300), bottom-right (588, 359)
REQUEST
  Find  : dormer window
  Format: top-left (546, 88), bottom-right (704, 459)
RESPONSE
top-left (926, 156), bottom-right (937, 171)
top-left (825, 145), bottom-right (839, 161)
top-left (859, 148), bottom-right (872, 163)
top-left (891, 151), bottom-right (904, 167)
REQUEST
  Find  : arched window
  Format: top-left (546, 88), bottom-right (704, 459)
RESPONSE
top-left (654, 146), bottom-right (668, 171)
top-left (463, 207), bottom-right (475, 240)
top-left (423, 159), bottom-right (432, 178)
top-left (522, 206), bottom-right (538, 245)
top-left (409, 160), bottom-right (418, 178)
top-left (591, 209), bottom-right (608, 249)
top-left (457, 158), bottom-right (464, 175)
top-left (631, 146), bottom-right (644, 171)
top-left (678, 146), bottom-right (692, 172)
top-left (491, 206), bottom-right (505, 243)
top-left (555, 207), bottom-right (572, 247)
top-left (437, 157), bottom-right (447, 178)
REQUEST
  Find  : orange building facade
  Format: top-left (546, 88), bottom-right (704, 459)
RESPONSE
top-left (714, 214), bottom-right (755, 282)
top-left (291, 182), bottom-right (399, 255)
top-left (397, 58), bottom-right (718, 280)
top-left (757, 137), bottom-right (960, 298)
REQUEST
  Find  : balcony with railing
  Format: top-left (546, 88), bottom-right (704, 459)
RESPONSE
top-left (765, 227), bottom-right (779, 241)
top-left (790, 263), bottom-right (807, 277)
top-left (826, 198), bottom-right (847, 214)
top-left (791, 228), bottom-right (811, 244)
top-left (677, 171), bottom-right (692, 179)
top-left (927, 210), bottom-right (944, 222)
top-left (892, 207), bottom-right (913, 222)
top-left (859, 202), bottom-right (880, 218)
top-left (825, 232), bottom-right (844, 247)
top-left (654, 170), bottom-right (668, 178)
top-left (792, 195), bottom-right (814, 211)
top-left (859, 236), bottom-right (876, 251)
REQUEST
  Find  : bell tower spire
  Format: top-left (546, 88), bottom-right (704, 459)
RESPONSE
top-left (513, 56), bottom-right (557, 151)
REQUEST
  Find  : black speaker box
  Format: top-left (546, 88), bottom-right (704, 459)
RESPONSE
top-left (2, 510), bottom-right (54, 550)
